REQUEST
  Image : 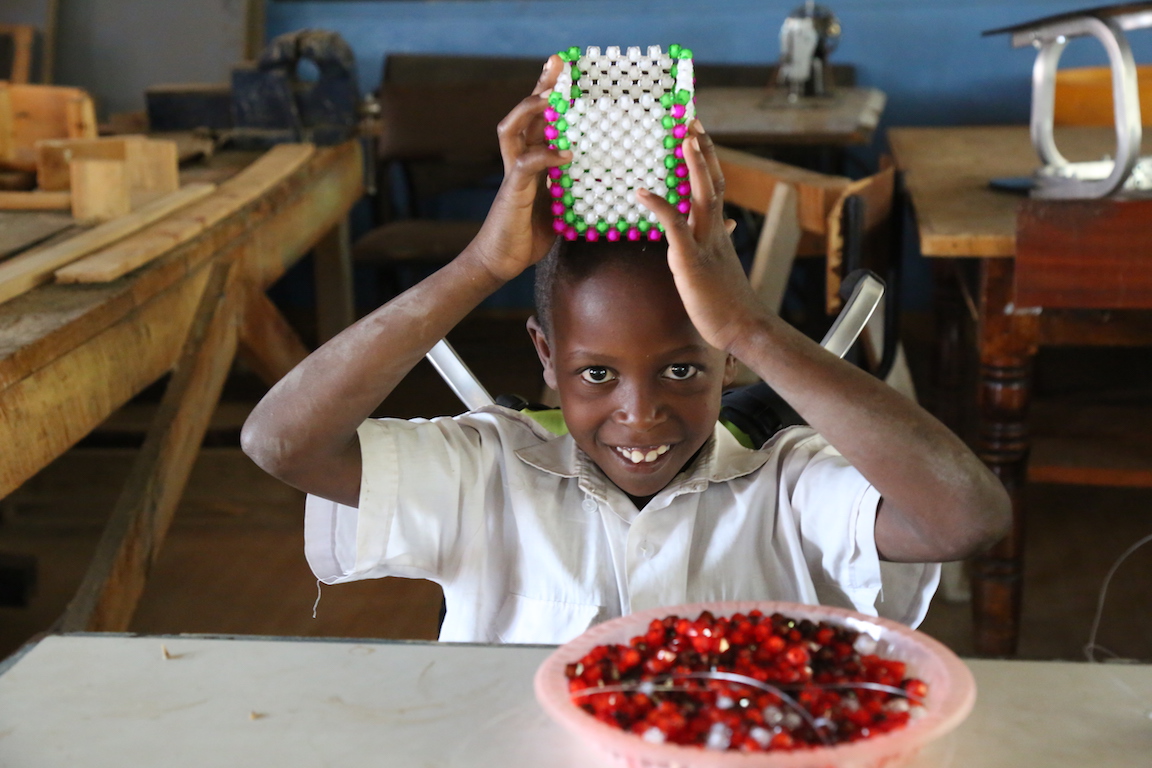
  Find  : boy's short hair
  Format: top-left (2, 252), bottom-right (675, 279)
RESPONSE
top-left (533, 236), bottom-right (669, 339)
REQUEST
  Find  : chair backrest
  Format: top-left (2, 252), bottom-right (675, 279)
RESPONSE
top-left (1053, 64), bottom-right (1152, 127)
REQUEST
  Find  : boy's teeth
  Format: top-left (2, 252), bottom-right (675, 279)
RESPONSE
top-left (617, 445), bottom-right (671, 464)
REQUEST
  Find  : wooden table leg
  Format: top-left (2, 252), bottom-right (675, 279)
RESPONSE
top-left (971, 258), bottom-right (1040, 656)
top-left (313, 217), bottom-right (355, 343)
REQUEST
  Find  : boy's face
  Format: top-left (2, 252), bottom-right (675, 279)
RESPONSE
top-left (529, 258), bottom-right (736, 500)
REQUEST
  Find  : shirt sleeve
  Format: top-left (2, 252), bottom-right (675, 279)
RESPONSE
top-left (303, 414), bottom-right (502, 585)
top-left (778, 429), bottom-right (940, 627)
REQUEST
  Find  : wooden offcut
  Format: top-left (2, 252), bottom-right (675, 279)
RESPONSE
top-left (0, 82), bottom-right (97, 171)
top-left (0, 183), bottom-right (215, 305)
top-left (0, 190), bottom-right (70, 210)
top-left (37, 135), bottom-right (180, 208)
top-left (69, 158), bottom-right (131, 223)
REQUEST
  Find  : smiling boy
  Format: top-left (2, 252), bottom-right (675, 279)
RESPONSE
top-left (241, 56), bottom-right (1009, 643)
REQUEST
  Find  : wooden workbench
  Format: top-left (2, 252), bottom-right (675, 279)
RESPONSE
top-left (888, 125), bottom-right (1152, 656)
top-left (0, 140), bottom-right (362, 630)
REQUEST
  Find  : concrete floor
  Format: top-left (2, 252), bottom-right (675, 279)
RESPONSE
top-left (2, 312), bottom-right (1150, 663)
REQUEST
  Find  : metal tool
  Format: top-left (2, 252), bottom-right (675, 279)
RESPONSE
top-left (985, 2), bottom-right (1152, 199)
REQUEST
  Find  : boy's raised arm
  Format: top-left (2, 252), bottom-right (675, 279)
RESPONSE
top-left (241, 56), bottom-right (570, 507)
top-left (638, 124), bottom-right (1010, 564)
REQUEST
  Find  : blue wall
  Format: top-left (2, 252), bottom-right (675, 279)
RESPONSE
top-left (269, 0), bottom-right (1152, 129)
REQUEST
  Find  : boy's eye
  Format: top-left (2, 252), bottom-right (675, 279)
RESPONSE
top-left (663, 363), bottom-right (700, 381)
top-left (580, 367), bottom-right (617, 384)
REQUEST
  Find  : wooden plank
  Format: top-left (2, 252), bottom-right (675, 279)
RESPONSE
top-left (0, 182), bottom-right (215, 305)
top-left (313, 218), bottom-right (354, 342)
top-left (0, 212), bottom-right (74, 258)
top-left (1028, 401), bottom-right (1152, 488)
top-left (695, 87), bottom-right (886, 146)
top-left (1016, 196), bottom-right (1152, 310)
top-left (36, 137), bottom-right (131, 191)
top-left (37, 136), bottom-right (180, 208)
top-left (60, 258), bottom-right (239, 632)
top-left (69, 158), bottom-right (131, 223)
top-left (0, 191), bottom-right (70, 210)
top-left (237, 289), bottom-right (310, 386)
top-left (55, 146), bottom-right (315, 285)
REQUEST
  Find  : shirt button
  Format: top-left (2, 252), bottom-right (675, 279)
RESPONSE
top-left (582, 498), bottom-right (598, 513)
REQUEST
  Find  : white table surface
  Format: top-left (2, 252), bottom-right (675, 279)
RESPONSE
top-left (1, 634), bottom-right (1150, 767)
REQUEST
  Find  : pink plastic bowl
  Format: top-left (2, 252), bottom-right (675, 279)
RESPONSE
top-left (534, 600), bottom-right (975, 768)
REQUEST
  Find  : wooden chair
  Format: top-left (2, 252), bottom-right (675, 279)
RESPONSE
top-left (1053, 64), bottom-right (1152, 126)
top-left (715, 146), bottom-right (914, 398)
top-left (0, 24), bottom-right (38, 84)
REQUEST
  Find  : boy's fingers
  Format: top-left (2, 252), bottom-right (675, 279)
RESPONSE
top-left (506, 147), bottom-right (572, 190)
top-left (725, 218), bottom-right (737, 235)
top-left (497, 96), bottom-right (551, 156)
top-left (684, 136), bottom-right (723, 228)
top-left (692, 123), bottom-right (726, 200)
top-left (637, 187), bottom-right (691, 243)
top-left (531, 55), bottom-right (565, 97)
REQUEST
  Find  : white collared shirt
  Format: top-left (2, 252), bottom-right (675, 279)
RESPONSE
top-left (305, 406), bottom-right (939, 644)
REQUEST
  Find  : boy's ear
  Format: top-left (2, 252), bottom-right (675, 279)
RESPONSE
top-left (723, 354), bottom-right (739, 387)
top-left (526, 316), bottom-right (559, 391)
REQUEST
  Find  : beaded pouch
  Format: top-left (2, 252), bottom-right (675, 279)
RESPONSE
top-left (545, 45), bottom-right (695, 242)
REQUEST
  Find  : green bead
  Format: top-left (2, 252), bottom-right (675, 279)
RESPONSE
top-left (660, 93), bottom-right (674, 108)
top-left (661, 116), bottom-right (674, 129)
top-left (575, 220), bottom-right (588, 233)
top-left (657, 222), bottom-right (665, 232)
top-left (556, 118), bottom-right (569, 131)
top-left (663, 136), bottom-right (680, 149)
top-left (570, 85), bottom-right (582, 99)
top-left (554, 100), bottom-right (568, 114)
top-left (562, 192), bottom-right (575, 206)
top-left (616, 220), bottom-right (629, 233)
top-left (568, 46), bottom-right (580, 60)
top-left (665, 174), bottom-right (679, 188)
top-left (669, 44), bottom-right (682, 57)
top-left (679, 48), bottom-right (693, 60)
top-left (560, 174), bottom-right (572, 188)
top-left (564, 210), bottom-right (576, 224)
top-left (664, 155), bottom-right (678, 169)
top-left (666, 190), bottom-right (680, 204)
top-left (637, 219), bottom-right (651, 232)
top-left (570, 68), bottom-right (582, 80)
top-left (557, 50), bottom-right (571, 62)
top-left (556, 137), bottom-right (570, 150)
top-left (548, 92), bottom-right (563, 106)
top-left (675, 89), bottom-right (691, 105)
top-left (670, 64), bottom-right (679, 79)
top-left (596, 221), bottom-right (609, 234)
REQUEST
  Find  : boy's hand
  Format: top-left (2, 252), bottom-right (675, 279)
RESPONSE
top-left (469, 55), bottom-right (572, 283)
top-left (637, 123), bottom-right (764, 354)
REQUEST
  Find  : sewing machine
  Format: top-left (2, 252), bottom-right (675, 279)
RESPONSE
top-left (777, 1), bottom-right (841, 100)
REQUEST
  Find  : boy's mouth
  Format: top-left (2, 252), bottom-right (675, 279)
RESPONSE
top-left (613, 444), bottom-right (671, 464)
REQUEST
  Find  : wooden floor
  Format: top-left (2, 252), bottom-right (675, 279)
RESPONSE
top-left (2, 312), bottom-right (1150, 662)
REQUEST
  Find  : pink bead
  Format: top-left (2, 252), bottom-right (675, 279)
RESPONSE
top-left (564, 226), bottom-right (578, 240)
top-left (544, 108), bottom-right (559, 121)
top-left (551, 201), bottom-right (566, 215)
top-left (548, 143), bottom-right (558, 150)
top-left (671, 104), bottom-right (686, 119)
top-left (626, 227), bottom-right (641, 241)
top-left (549, 166), bottom-right (563, 179)
top-left (676, 182), bottom-right (691, 196)
top-left (674, 163), bottom-right (688, 178)
top-left (552, 219), bottom-right (567, 233)
top-left (606, 228), bottom-right (621, 241)
top-left (647, 228), bottom-right (663, 241)
top-left (544, 126), bottom-right (560, 140)
top-left (585, 228), bottom-right (600, 241)
top-left (677, 200), bottom-right (691, 214)
top-left (550, 185), bottom-right (565, 198)
top-left (672, 124), bottom-right (688, 139)
top-left (674, 146), bottom-right (685, 159)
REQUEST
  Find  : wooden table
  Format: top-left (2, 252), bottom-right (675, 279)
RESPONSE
top-left (888, 125), bottom-right (1152, 656)
top-left (1, 633), bottom-right (1148, 767)
top-left (0, 141), bottom-right (362, 630)
top-left (694, 86), bottom-right (886, 147)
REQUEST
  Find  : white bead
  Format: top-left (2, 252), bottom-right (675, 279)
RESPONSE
top-left (606, 210), bottom-right (619, 224)
top-left (626, 210), bottom-right (640, 224)
top-left (584, 212), bottom-right (598, 225)
top-left (645, 173), bottom-right (659, 188)
top-left (647, 45), bottom-right (662, 58)
top-left (609, 127), bottom-right (624, 142)
top-left (606, 46), bottom-right (620, 58)
top-left (587, 46), bottom-right (601, 58)
top-left (639, 93), bottom-right (655, 108)
top-left (627, 46), bottom-right (641, 60)
top-left (609, 85), bottom-right (623, 98)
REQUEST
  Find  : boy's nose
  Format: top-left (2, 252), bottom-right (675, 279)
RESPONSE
top-left (613, 381), bottom-right (666, 430)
